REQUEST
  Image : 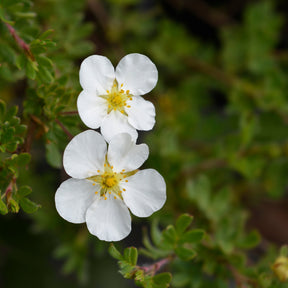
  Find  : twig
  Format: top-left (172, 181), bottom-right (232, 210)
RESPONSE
top-left (60, 110), bottom-right (78, 116)
top-left (55, 119), bottom-right (73, 140)
top-left (4, 177), bottom-right (16, 202)
top-left (5, 22), bottom-right (35, 61)
top-left (140, 256), bottom-right (174, 275)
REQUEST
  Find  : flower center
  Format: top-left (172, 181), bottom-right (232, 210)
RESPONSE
top-left (103, 175), bottom-right (117, 188)
top-left (87, 161), bottom-right (136, 201)
top-left (100, 79), bottom-right (132, 115)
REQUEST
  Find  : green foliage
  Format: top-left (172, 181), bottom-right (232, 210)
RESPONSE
top-left (1, 0), bottom-right (288, 287)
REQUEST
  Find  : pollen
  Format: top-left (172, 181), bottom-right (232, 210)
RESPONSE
top-left (104, 176), bottom-right (117, 187)
top-left (101, 79), bottom-right (132, 114)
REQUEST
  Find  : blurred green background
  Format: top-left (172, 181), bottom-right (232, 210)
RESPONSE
top-left (2, 0), bottom-right (288, 287)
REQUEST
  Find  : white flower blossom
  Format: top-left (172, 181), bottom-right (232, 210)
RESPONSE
top-left (77, 53), bottom-right (158, 142)
top-left (55, 130), bottom-right (166, 241)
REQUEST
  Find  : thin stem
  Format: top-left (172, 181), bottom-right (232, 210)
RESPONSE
top-left (140, 256), bottom-right (174, 275)
top-left (55, 119), bottom-right (73, 140)
top-left (60, 110), bottom-right (78, 116)
top-left (5, 23), bottom-right (35, 61)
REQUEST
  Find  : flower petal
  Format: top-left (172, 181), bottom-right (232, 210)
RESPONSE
top-left (115, 53), bottom-right (158, 96)
top-left (80, 55), bottom-right (115, 94)
top-left (86, 196), bottom-right (131, 241)
top-left (55, 178), bottom-right (99, 224)
top-left (77, 90), bottom-right (108, 129)
top-left (126, 96), bottom-right (155, 130)
top-left (100, 111), bottom-right (138, 143)
top-left (121, 169), bottom-right (166, 217)
top-left (107, 133), bottom-right (149, 173)
top-left (63, 130), bottom-right (107, 178)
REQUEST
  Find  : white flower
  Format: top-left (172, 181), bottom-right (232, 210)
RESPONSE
top-left (77, 53), bottom-right (158, 142)
top-left (55, 130), bottom-right (166, 241)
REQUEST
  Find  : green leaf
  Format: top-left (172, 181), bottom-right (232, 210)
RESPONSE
top-left (237, 230), bottom-right (260, 249)
top-left (108, 244), bottom-right (122, 260)
top-left (9, 198), bottom-right (20, 213)
top-left (17, 153), bottom-right (31, 166)
top-left (18, 185), bottom-right (32, 197)
top-left (0, 198), bottom-right (8, 215)
top-left (162, 225), bottom-right (177, 249)
top-left (152, 272), bottom-right (172, 288)
top-left (181, 229), bottom-right (205, 244)
top-left (123, 247), bottom-right (138, 266)
top-left (175, 246), bottom-right (196, 261)
top-left (19, 197), bottom-right (40, 213)
top-left (46, 142), bottom-right (62, 168)
top-left (175, 214), bottom-right (193, 234)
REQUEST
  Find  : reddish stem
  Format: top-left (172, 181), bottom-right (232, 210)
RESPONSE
top-left (60, 110), bottom-right (78, 116)
top-left (55, 119), bottom-right (73, 140)
top-left (5, 23), bottom-right (35, 61)
top-left (140, 256), bottom-right (173, 275)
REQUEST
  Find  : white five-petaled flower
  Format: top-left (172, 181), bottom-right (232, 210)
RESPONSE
top-left (55, 130), bottom-right (166, 241)
top-left (77, 53), bottom-right (158, 142)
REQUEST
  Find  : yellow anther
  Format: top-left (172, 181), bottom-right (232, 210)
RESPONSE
top-left (104, 196), bottom-right (107, 200)
top-left (120, 89), bottom-right (124, 93)
top-left (121, 83), bottom-right (123, 87)
top-left (122, 169), bottom-right (125, 172)
top-left (125, 180), bottom-right (128, 182)
top-left (114, 196), bottom-right (117, 199)
top-left (95, 191), bottom-right (98, 194)
top-left (109, 191), bottom-right (111, 194)
top-left (106, 90), bottom-right (110, 94)
top-left (104, 164), bottom-right (106, 167)
top-left (123, 188), bottom-right (126, 191)
top-left (97, 170), bottom-right (100, 173)
top-left (126, 90), bottom-right (130, 94)
top-left (92, 183), bottom-right (95, 186)
top-left (127, 105), bottom-right (131, 108)
top-left (111, 166), bottom-right (113, 169)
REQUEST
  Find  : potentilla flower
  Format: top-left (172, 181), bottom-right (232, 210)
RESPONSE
top-left (55, 130), bottom-right (166, 241)
top-left (77, 53), bottom-right (158, 142)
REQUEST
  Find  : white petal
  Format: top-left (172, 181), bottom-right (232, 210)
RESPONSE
top-left (107, 133), bottom-right (149, 173)
top-left (77, 90), bottom-right (108, 129)
top-left (121, 169), bottom-right (166, 217)
top-left (100, 111), bottom-right (138, 143)
top-left (80, 55), bottom-right (115, 94)
top-left (55, 178), bottom-right (99, 224)
top-left (126, 96), bottom-right (155, 130)
top-left (63, 130), bottom-right (107, 178)
top-left (86, 197), bottom-right (131, 241)
top-left (115, 53), bottom-right (158, 96)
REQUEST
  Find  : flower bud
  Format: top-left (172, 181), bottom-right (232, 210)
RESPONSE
top-left (272, 256), bottom-right (288, 282)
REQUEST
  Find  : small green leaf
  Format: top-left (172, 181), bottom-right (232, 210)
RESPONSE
top-left (175, 246), bottom-right (196, 261)
top-left (108, 244), bottom-right (122, 260)
top-left (9, 198), bottom-right (20, 213)
top-left (175, 214), bottom-right (193, 234)
top-left (26, 60), bottom-right (37, 80)
top-left (123, 247), bottom-right (138, 266)
top-left (46, 142), bottom-right (62, 168)
top-left (0, 198), bottom-right (8, 215)
top-left (18, 185), bottom-right (32, 197)
top-left (153, 272), bottom-right (172, 288)
top-left (17, 153), bottom-right (31, 166)
top-left (181, 229), bottom-right (205, 244)
top-left (237, 230), bottom-right (260, 249)
top-left (19, 197), bottom-right (40, 213)
top-left (162, 225), bottom-right (177, 249)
